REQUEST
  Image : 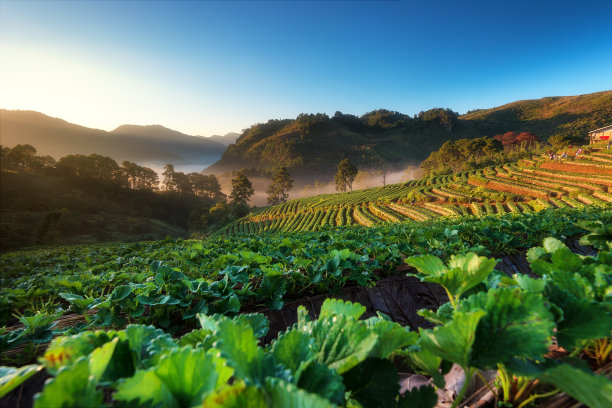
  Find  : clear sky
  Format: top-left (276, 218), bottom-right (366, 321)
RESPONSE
top-left (1, 0), bottom-right (611, 136)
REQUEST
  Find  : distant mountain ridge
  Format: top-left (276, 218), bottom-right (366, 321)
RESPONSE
top-left (208, 132), bottom-right (241, 146)
top-left (0, 110), bottom-right (226, 165)
top-left (206, 90), bottom-right (612, 181)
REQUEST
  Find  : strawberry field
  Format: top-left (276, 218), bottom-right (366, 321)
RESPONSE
top-left (0, 205), bottom-right (610, 407)
top-left (229, 150), bottom-right (612, 234)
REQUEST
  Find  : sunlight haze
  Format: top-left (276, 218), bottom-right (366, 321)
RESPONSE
top-left (1, 0), bottom-right (611, 135)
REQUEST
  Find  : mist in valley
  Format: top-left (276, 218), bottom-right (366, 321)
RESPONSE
top-left (213, 165), bottom-right (423, 207)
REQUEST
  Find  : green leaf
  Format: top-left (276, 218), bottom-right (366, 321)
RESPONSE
top-left (265, 377), bottom-right (335, 408)
top-left (270, 328), bottom-right (315, 374)
top-left (320, 298), bottom-right (366, 320)
top-left (114, 369), bottom-right (172, 407)
top-left (110, 285), bottom-right (132, 301)
top-left (214, 318), bottom-right (276, 386)
top-left (460, 288), bottom-right (555, 369)
top-left (233, 313), bottom-right (270, 339)
top-left (297, 305), bottom-right (312, 328)
top-left (364, 318), bottom-right (418, 359)
top-left (155, 347), bottom-right (233, 407)
top-left (124, 324), bottom-right (177, 369)
top-left (402, 345), bottom-right (445, 388)
top-left (397, 385), bottom-right (438, 408)
top-left (310, 315), bottom-right (378, 374)
top-left (0, 364), bottom-right (42, 398)
top-left (41, 330), bottom-right (119, 375)
top-left (178, 329), bottom-right (214, 349)
top-left (297, 361), bottom-right (345, 405)
top-left (407, 253), bottom-right (498, 305)
top-left (406, 255), bottom-right (447, 276)
top-left (417, 302), bottom-right (454, 325)
top-left (88, 337), bottom-right (118, 383)
top-left (342, 358), bottom-right (400, 408)
top-left (115, 347), bottom-right (233, 408)
top-left (201, 381), bottom-right (266, 408)
top-left (34, 359), bottom-right (103, 408)
top-left (546, 285), bottom-right (612, 350)
top-left (537, 364), bottom-right (612, 408)
top-left (418, 310), bottom-right (485, 369)
top-left (515, 274), bottom-right (547, 293)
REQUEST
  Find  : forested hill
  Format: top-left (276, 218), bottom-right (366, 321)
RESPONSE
top-left (206, 90), bottom-right (612, 180)
top-left (0, 110), bottom-right (226, 165)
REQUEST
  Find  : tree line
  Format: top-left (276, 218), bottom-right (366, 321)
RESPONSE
top-left (1, 144), bottom-right (224, 199)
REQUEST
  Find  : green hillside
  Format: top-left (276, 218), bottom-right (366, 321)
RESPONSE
top-left (225, 143), bottom-right (612, 234)
top-left (206, 91), bottom-right (612, 182)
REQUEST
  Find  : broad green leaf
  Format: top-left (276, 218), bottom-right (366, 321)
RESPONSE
top-left (264, 377), bottom-right (336, 408)
top-left (460, 288), bottom-right (555, 369)
top-left (110, 285), bottom-right (132, 301)
top-left (88, 337), bottom-right (118, 383)
top-left (178, 329), bottom-right (214, 349)
top-left (297, 305), bottom-right (312, 329)
top-left (408, 253), bottom-right (498, 305)
top-left (417, 302), bottom-right (454, 325)
top-left (542, 237), bottom-right (567, 254)
top-left (343, 358), bottom-right (400, 408)
top-left (114, 369), bottom-right (172, 407)
top-left (34, 359), bottom-right (102, 408)
top-left (297, 361), bottom-right (345, 405)
top-left (310, 315), bottom-right (378, 374)
top-left (397, 385), bottom-right (438, 408)
top-left (201, 381), bottom-right (266, 408)
top-left (546, 285), bottom-right (612, 350)
top-left (115, 347), bottom-right (233, 408)
top-left (155, 348), bottom-right (233, 407)
top-left (214, 318), bottom-right (276, 386)
top-left (0, 364), bottom-right (42, 398)
top-left (365, 318), bottom-right (418, 359)
top-left (320, 298), bottom-right (366, 320)
top-left (233, 314), bottom-right (270, 339)
top-left (124, 324), bottom-right (177, 369)
top-left (418, 310), bottom-right (485, 369)
top-left (270, 328), bottom-right (315, 374)
top-left (402, 345), bottom-right (445, 388)
top-left (515, 274), bottom-right (546, 293)
top-left (405, 255), bottom-right (447, 276)
top-left (538, 364), bottom-right (612, 408)
top-left (41, 330), bottom-right (119, 375)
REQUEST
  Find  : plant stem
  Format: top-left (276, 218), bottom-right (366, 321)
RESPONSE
top-left (451, 367), bottom-right (473, 408)
top-left (476, 370), bottom-right (497, 397)
top-left (516, 389), bottom-right (559, 408)
top-left (443, 286), bottom-right (456, 309)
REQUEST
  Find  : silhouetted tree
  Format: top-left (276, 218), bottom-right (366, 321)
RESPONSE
top-left (266, 167), bottom-right (294, 205)
top-left (162, 164), bottom-right (176, 191)
top-left (57, 154), bottom-right (127, 186)
top-left (334, 159), bottom-right (358, 192)
top-left (229, 171), bottom-right (254, 204)
top-left (188, 173), bottom-right (225, 200)
top-left (122, 161), bottom-right (159, 190)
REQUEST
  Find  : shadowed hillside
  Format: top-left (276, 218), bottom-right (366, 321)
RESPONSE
top-left (0, 110), bottom-right (226, 165)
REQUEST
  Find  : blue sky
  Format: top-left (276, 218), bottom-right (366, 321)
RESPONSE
top-left (1, 0), bottom-right (611, 136)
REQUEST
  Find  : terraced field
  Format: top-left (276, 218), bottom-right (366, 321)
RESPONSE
top-left (226, 148), bottom-right (612, 234)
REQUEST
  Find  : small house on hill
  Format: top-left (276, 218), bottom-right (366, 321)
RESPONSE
top-left (589, 125), bottom-right (612, 144)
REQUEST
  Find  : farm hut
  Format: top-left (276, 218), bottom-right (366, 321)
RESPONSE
top-left (589, 124), bottom-right (612, 144)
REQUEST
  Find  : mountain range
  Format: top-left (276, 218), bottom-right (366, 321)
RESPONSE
top-left (0, 110), bottom-right (231, 166)
top-left (2, 90), bottom-right (611, 182)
